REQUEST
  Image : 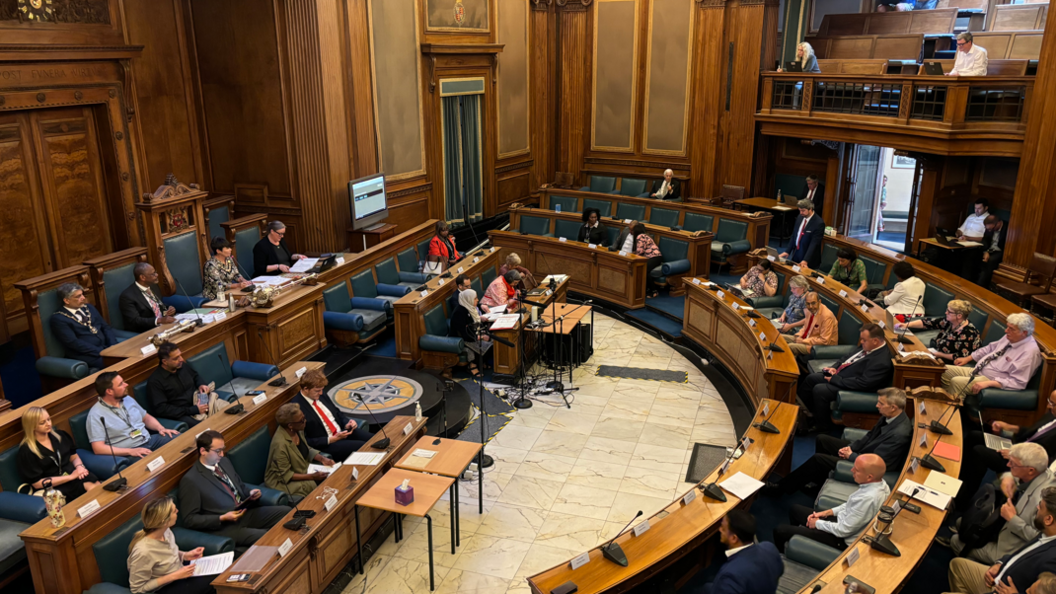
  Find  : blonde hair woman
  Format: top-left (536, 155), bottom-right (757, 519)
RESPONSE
top-left (127, 497), bottom-right (214, 594)
top-left (498, 252), bottom-right (537, 290)
top-left (17, 407), bottom-right (98, 500)
top-left (778, 42), bottom-right (821, 73)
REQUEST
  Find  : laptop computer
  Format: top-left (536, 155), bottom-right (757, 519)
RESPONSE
top-left (979, 412), bottom-right (1013, 450)
top-left (784, 61), bottom-right (803, 73)
top-left (886, 309), bottom-right (916, 344)
top-left (923, 62), bottom-right (945, 76)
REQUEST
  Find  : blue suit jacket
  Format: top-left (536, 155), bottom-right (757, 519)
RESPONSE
top-left (705, 542), bottom-right (783, 594)
top-left (785, 214), bottom-right (825, 269)
top-left (49, 304), bottom-right (117, 369)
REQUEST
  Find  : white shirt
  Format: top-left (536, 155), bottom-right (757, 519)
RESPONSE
top-left (884, 276), bottom-right (926, 316)
top-left (656, 180), bottom-right (671, 198)
top-left (951, 44), bottom-right (988, 77)
top-left (305, 395), bottom-right (341, 437)
top-left (621, 233), bottom-right (635, 253)
top-left (725, 543), bottom-right (753, 558)
top-left (806, 187), bottom-right (816, 203)
top-left (996, 533), bottom-right (1056, 583)
top-left (64, 306), bottom-right (87, 321)
top-left (957, 211), bottom-right (988, 238)
top-left (817, 480), bottom-right (891, 545)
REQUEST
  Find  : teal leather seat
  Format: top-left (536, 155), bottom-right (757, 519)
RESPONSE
top-left (922, 283), bottom-right (954, 318)
top-left (67, 410), bottom-right (132, 479)
top-left (983, 320), bottom-right (1007, 346)
top-left (376, 257), bottom-right (428, 288)
top-left (234, 225), bottom-right (262, 282)
top-left (518, 215), bottom-right (552, 236)
top-left (649, 237), bottom-right (691, 287)
top-left (979, 367), bottom-right (1041, 412)
top-left (860, 255), bottom-right (887, 292)
top-left (711, 219), bottom-right (751, 273)
top-left (350, 269), bottom-right (404, 313)
top-left (550, 195), bottom-right (579, 213)
top-left (416, 238), bottom-right (433, 272)
top-left (778, 535), bottom-right (843, 592)
top-left (808, 311), bottom-right (863, 371)
top-left (815, 427), bottom-right (902, 511)
top-left (969, 306), bottom-right (989, 333)
top-left (34, 285), bottom-right (91, 380)
top-left (581, 175), bottom-right (617, 193)
top-left (615, 203), bottom-right (646, 221)
top-left (470, 276), bottom-right (483, 296)
top-left (604, 226), bottom-right (620, 248)
top-left (224, 426), bottom-right (289, 507)
top-left (206, 204), bottom-right (231, 245)
top-left (186, 342), bottom-right (279, 397)
top-left (683, 213), bottom-right (713, 233)
top-left (648, 207), bottom-right (680, 228)
top-left (0, 445), bottom-right (47, 578)
top-left (819, 293), bottom-right (839, 318)
top-left (161, 231), bottom-right (207, 312)
top-left (419, 304), bottom-right (464, 358)
top-left (554, 219), bottom-right (582, 241)
top-left (100, 259), bottom-right (144, 339)
top-left (618, 178), bottom-right (648, 197)
top-left (322, 283), bottom-right (386, 341)
top-left (819, 243), bottom-right (839, 273)
top-left (481, 266), bottom-right (498, 290)
top-left (748, 272), bottom-right (787, 309)
top-left (582, 198), bottom-right (613, 218)
top-left (397, 247), bottom-right (420, 276)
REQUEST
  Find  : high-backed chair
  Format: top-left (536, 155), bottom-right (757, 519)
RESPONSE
top-left (615, 203), bottom-right (646, 222)
top-left (321, 283), bottom-right (387, 345)
top-left (995, 252), bottom-right (1056, 308)
top-left (481, 266), bottom-right (498, 290)
top-left (683, 213), bottom-right (714, 233)
top-left (85, 248), bottom-right (149, 341)
top-left (648, 207), bottom-right (681, 228)
top-left (650, 237), bottom-right (692, 292)
top-left (160, 231), bottom-right (208, 313)
top-left (809, 311), bottom-right (864, 374)
top-left (225, 216), bottom-right (265, 281)
top-left (859, 255), bottom-right (887, 292)
top-left (815, 427), bottom-right (901, 507)
top-left (712, 184), bottom-right (745, 208)
top-left (550, 195), bottom-right (579, 213)
top-left (922, 283), bottom-right (954, 318)
top-left (349, 269), bottom-right (406, 314)
top-left (397, 248), bottom-right (421, 276)
top-left (204, 196), bottom-right (234, 245)
top-left (68, 409), bottom-right (133, 479)
top-left (604, 226), bottom-right (621, 248)
top-left (19, 271), bottom-right (94, 381)
top-left (580, 175), bottom-right (617, 194)
top-left (516, 215), bottom-right (553, 237)
top-left (618, 178), bottom-right (648, 198)
top-left (554, 219), bottom-right (582, 241)
top-left (778, 536), bottom-right (843, 594)
top-left (710, 219), bottom-right (751, 275)
top-left (470, 276), bottom-right (483, 296)
top-left (415, 238), bottom-right (433, 273)
top-left (186, 342), bottom-right (279, 397)
top-left (983, 319), bottom-right (1007, 346)
top-left (375, 257), bottom-right (429, 289)
top-left (224, 426), bottom-right (291, 507)
top-left (582, 198), bottom-right (613, 218)
top-left (418, 304), bottom-right (464, 372)
top-left (977, 367), bottom-right (1042, 415)
top-left (746, 272), bottom-right (787, 309)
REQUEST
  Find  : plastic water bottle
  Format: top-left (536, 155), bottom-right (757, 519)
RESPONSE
top-left (415, 402), bottom-right (422, 422)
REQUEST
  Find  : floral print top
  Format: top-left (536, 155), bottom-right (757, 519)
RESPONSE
top-left (202, 257), bottom-right (245, 300)
top-left (783, 292), bottom-right (807, 324)
top-left (741, 266), bottom-right (778, 296)
top-left (920, 317), bottom-right (981, 358)
top-left (635, 234), bottom-right (662, 258)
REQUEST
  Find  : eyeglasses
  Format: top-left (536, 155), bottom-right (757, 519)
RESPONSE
top-left (209, 447), bottom-right (226, 454)
top-left (956, 41), bottom-right (968, 47)
top-left (273, 230), bottom-right (285, 236)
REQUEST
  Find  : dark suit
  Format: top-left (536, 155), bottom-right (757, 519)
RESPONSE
top-left (252, 236), bottom-right (294, 278)
top-left (291, 393), bottom-right (374, 462)
top-left (50, 304), bottom-right (118, 369)
top-left (800, 184), bottom-right (825, 216)
top-left (976, 222), bottom-right (1008, 288)
top-left (653, 179), bottom-right (681, 201)
top-left (118, 283), bottom-right (166, 333)
top-left (577, 224), bottom-right (605, 245)
top-left (700, 542), bottom-right (783, 594)
top-left (983, 537), bottom-right (1056, 594)
top-left (778, 412), bottom-right (911, 494)
top-left (957, 412), bottom-right (1056, 508)
top-left (798, 347), bottom-right (894, 430)
top-left (614, 228), bottom-right (634, 251)
top-left (785, 214), bottom-right (825, 269)
top-left (178, 459), bottom-right (290, 554)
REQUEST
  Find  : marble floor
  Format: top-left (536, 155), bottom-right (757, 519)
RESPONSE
top-left (342, 313), bottom-right (739, 594)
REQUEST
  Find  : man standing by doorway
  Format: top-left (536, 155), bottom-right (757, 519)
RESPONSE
top-left (800, 175), bottom-right (825, 218)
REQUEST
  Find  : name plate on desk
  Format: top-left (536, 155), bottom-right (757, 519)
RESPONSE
top-left (910, 458), bottom-right (920, 473)
top-left (879, 321), bottom-right (886, 329)
top-left (458, 267), bottom-right (464, 274)
top-left (919, 433), bottom-right (927, 447)
top-left (214, 312), bottom-right (227, 321)
top-left (845, 546), bottom-right (860, 567)
top-left (559, 237), bottom-right (567, 243)
top-left (352, 467), bottom-right (360, 481)
top-left (78, 500), bottom-right (101, 518)
top-left (919, 401), bottom-right (926, 414)
top-left (296, 367), bottom-right (308, 378)
top-left (588, 243), bottom-right (597, 249)
top-left (147, 457), bottom-right (166, 472)
top-left (473, 257), bottom-right (479, 263)
top-left (252, 394), bottom-right (268, 406)
top-left (692, 278), bottom-right (701, 285)
top-left (682, 490), bottom-right (697, 505)
top-left (861, 305), bottom-right (869, 313)
top-left (717, 290), bottom-right (725, 300)
top-left (438, 279), bottom-right (445, 286)
top-left (325, 495), bottom-right (338, 512)
top-left (839, 290), bottom-right (848, 298)
top-left (767, 256), bottom-right (776, 262)
top-left (420, 290), bottom-right (429, 298)
top-left (278, 538), bottom-right (293, 558)
top-left (336, 257), bottom-right (345, 266)
top-left (619, 250), bottom-right (629, 257)
top-left (763, 402), bottom-right (770, 417)
top-left (623, 219), bottom-right (632, 224)
top-left (633, 519), bottom-right (651, 537)
top-left (404, 423), bottom-right (414, 435)
top-left (816, 277), bottom-right (825, 285)
top-left (141, 344), bottom-right (157, 356)
top-left (759, 331), bottom-right (767, 341)
top-left (792, 265), bottom-right (801, 272)
top-left (732, 303), bottom-right (740, 311)
top-left (749, 319), bottom-right (757, 327)
top-left (897, 343), bottom-right (905, 352)
top-left (570, 552), bottom-right (590, 570)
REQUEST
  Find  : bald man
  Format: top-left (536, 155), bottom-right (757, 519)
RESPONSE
top-left (773, 454), bottom-right (890, 552)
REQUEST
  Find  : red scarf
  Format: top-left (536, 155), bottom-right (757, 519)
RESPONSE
top-left (503, 278), bottom-right (516, 299)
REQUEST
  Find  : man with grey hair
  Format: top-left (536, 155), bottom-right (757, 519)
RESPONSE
top-left (780, 198), bottom-right (825, 269)
top-left (118, 261), bottom-right (176, 332)
top-left (650, 169), bottom-right (680, 201)
top-left (50, 282), bottom-right (118, 369)
top-left (948, 32), bottom-right (988, 77)
top-left (942, 313), bottom-right (1042, 403)
top-left (943, 442), bottom-right (1056, 565)
top-left (799, 174), bottom-right (825, 216)
top-left (252, 220), bottom-right (306, 277)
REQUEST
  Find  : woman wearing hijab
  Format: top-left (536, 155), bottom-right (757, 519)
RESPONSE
top-left (449, 288), bottom-right (488, 377)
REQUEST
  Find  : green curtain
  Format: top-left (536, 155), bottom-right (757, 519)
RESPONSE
top-left (460, 95), bottom-right (484, 224)
top-left (442, 96), bottom-right (464, 226)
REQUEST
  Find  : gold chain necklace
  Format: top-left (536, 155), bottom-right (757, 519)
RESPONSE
top-left (57, 309), bottom-right (97, 334)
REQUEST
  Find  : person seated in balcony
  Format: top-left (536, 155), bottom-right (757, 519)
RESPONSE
top-left (482, 270), bottom-right (522, 311)
top-left (774, 275), bottom-right (809, 333)
top-left (894, 299), bottom-right (981, 363)
top-left (498, 253), bottom-right (536, 291)
top-left (879, 261), bottom-right (925, 320)
top-left (632, 222), bottom-right (664, 298)
top-left (828, 247), bottom-right (868, 294)
top-left (119, 263), bottom-right (176, 333)
top-left (781, 290), bottom-right (837, 357)
top-left (51, 282), bottom-right (119, 370)
top-left (650, 169), bottom-right (681, 201)
top-left (958, 198), bottom-right (990, 242)
top-left (940, 312), bottom-right (1042, 404)
top-left (578, 208), bottom-right (606, 245)
top-left (126, 496), bottom-right (213, 594)
top-left (948, 32), bottom-right (988, 77)
top-left (88, 371), bottom-right (180, 459)
top-left (265, 403), bottom-right (336, 503)
top-left (778, 42), bottom-right (821, 74)
top-left (203, 237), bottom-right (253, 301)
top-left (740, 259), bottom-right (778, 299)
top-left (253, 220), bottom-right (306, 277)
top-left (780, 199), bottom-right (824, 269)
top-left (18, 406), bottom-right (99, 501)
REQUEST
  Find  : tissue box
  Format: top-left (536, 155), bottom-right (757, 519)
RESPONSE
top-left (395, 484), bottom-right (414, 506)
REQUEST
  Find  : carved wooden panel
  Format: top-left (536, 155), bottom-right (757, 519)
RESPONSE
top-left (687, 299), bottom-right (713, 336)
top-left (643, 0), bottom-right (694, 156)
top-left (33, 107), bottom-right (113, 268)
top-left (278, 308), bottom-right (318, 359)
top-left (597, 264), bottom-right (627, 293)
top-left (592, 0), bottom-right (638, 151)
top-left (497, 0), bottom-right (530, 157)
top-left (0, 0), bottom-right (110, 23)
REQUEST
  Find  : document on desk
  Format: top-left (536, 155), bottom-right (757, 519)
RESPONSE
top-left (719, 472), bottom-right (764, 500)
top-left (192, 551), bottom-right (234, 576)
top-left (489, 314), bottom-right (521, 330)
top-left (923, 471), bottom-right (962, 497)
top-left (308, 462), bottom-right (342, 475)
top-left (898, 479), bottom-right (951, 510)
top-left (482, 305), bottom-right (508, 320)
top-left (289, 258), bottom-right (319, 273)
top-left (956, 241), bottom-right (983, 247)
top-left (541, 275), bottom-right (568, 285)
top-left (345, 452), bottom-right (385, 466)
top-left (772, 205), bottom-right (795, 211)
top-left (251, 275), bottom-right (288, 287)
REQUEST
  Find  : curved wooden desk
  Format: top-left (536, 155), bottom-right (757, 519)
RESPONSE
top-left (526, 400), bottom-right (798, 594)
top-left (682, 278), bottom-right (799, 406)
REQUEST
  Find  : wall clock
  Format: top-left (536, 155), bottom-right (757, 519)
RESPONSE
top-left (19, 0), bottom-right (54, 21)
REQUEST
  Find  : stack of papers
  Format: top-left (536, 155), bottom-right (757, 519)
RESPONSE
top-left (345, 452), bottom-right (385, 466)
top-left (719, 472), bottom-right (764, 500)
top-left (290, 258), bottom-right (319, 273)
top-left (481, 305), bottom-right (508, 320)
top-left (308, 462), bottom-right (342, 475)
top-left (898, 479), bottom-right (952, 510)
top-left (541, 275), bottom-right (568, 285)
top-left (489, 314), bottom-right (521, 330)
top-left (956, 241), bottom-right (983, 247)
top-left (251, 276), bottom-right (288, 287)
top-left (192, 551), bottom-right (234, 576)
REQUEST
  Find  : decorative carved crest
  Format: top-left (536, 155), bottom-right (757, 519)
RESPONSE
top-left (556, 0), bottom-right (593, 11)
top-left (530, 0), bottom-right (554, 10)
top-left (141, 174), bottom-right (201, 203)
top-left (2, 0), bottom-right (109, 23)
top-left (163, 207), bottom-right (191, 233)
top-left (695, 0), bottom-right (727, 8)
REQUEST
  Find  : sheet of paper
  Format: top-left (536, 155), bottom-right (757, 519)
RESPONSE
top-left (923, 472), bottom-right (963, 497)
top-left (718, 472), bottom-right (764, 501)
top-left (401, 455), bottom-right (431, 469)
top-left (308, 462), bottom-right (342, 475)
top-left (289, 258), bottom-right (319, 273)
top-left (192, 551), bottom-right (234, 576)
top-left (773, 205), bottom-right (795, 211)
top-left (412, 449), bottom-right (437, 458)
top-left (488, 304), bottom-right (507, 315)
top-left (489, 314), bottom-right (521, 331)
top-left (956, 241), bottom-right (983, 247)
top-left (251, 275), bottom-right (288, 287)
top-left (898, 479), bottom-right (952, 510)
top-left (345, 452), bottom-right (385, 466)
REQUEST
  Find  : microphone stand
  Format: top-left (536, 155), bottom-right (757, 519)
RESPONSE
top-left (894, 295), bottom-right (923, 345)
top-left (256, 327), bottom-right (287, 387)
top-left (355, 395), bottom-right (391, 450)
top-left (470, 320), bottom-right (502, 470)
top-left (753, 402), bottom-right (782, 434)
top-left (600, 511), bottom-right (643, 566)
top-left (172, 275), bottom-right (204, 328)
top-left (99, 417), bottom-right (128, 492)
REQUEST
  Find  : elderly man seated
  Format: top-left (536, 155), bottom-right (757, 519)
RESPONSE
top-left (940, 443), bottom-right (1056, 565)
top-left (780, 290), bottom-right (837, 357)
top-left (650, 169), bottom-right (680, 201)
top-left (940, 313), bottom-right (1043, 403)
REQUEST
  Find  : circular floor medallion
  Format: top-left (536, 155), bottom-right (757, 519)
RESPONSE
top-left (329, 375), bottom-right (424, 417)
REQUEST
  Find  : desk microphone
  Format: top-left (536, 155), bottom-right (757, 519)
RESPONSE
top-left (753, 402), bottom-right (781, 434)
top-left (172, 274), bottom-right (205, 327)
top-left (926, 402), bottom-right (956, 436)
top-left (221, 354), bottom-right (246, 414)
top-left (899, 485), bottom-right (923, 515)
top-left (894, 296), bottom-right (922, 345)
top-left (279, 479), bottom-right (314, 531)
top-left (256, 328), bottom-right (287, 387)
top-left (600, 511), bottom-right (642, 567)
top-left (99, 417), bottom-right (128, 492)
top-left (356, 395), bottom-right (391, 450)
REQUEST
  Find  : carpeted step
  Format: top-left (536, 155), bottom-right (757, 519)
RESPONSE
top-left (626, 308), bottom-right (683, 339)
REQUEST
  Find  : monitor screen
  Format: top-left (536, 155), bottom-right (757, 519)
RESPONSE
top-left (348, 173), bottom-right (388, 230)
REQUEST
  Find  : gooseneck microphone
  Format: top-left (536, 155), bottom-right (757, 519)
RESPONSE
top-left (753, 402), bottom-right (781, 434)
top-left (221, 354), bottom-right (246, 415)
top-left (279, 477), bottom-right (314, 531)
top-left (356, 395), bottom-right (391, 450)
top-left (919, 433), bottom-right (947, 472)
top-left (256, 328), bottom-right (287, 387)
top-left (100, 417), bottom-right (128, 492)
top-left (927, 402), bottom-right (956, 436)
top-left (172, 274), bottom-right (205, 327)
top-left (895, 295), bottom-right (922, 345)
top-left (601, 511), bottom-right (643, 567)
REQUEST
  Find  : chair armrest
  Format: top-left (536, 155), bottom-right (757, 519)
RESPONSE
top-left (232, 360), bottom-right (280, 382)
top-left (84, 583), bottom-right (132, 594)
top-left (578, 186), bottom-right (591, 192)
top-left (812, 345), bottom-right (858, 360)
top-left (637, 192), bottom-right (651, 198)
top-left (749, 296), bottom-right (784, 309)
top-left (350, 297), bottom-right (391, 312)
top-left (248, 484), bottom-right (289, 507)
top-left (836, 391), bottom-right (880, 413)
top-left (171, 527), bottom-right (235, 555)
top-left (832, 459), bottom-right (856, 484)
top-left (816, 494), bottom-right (845, 512)
top-left (978, 388), bottom-right (1038, 412)
top-left (377, 283), bottom-right (410, 298)
top-left (398, 271), bottom-right (431, 285)
top-left (419, 335), bottom-right (464, 354)
top-left (785, 535), bottom-right (843, 569)
top-left (842, 428), bottom-right (869, 443)
top-left (661, 259), bottom-right (691, 275)
top-left (36, 356), bottom-right (89, 380)
top-left (114, 329), bottom-right (139, 342)
top-left (76, 449), bottom-right (130, 479)
top-left (155, 418), bottom-right (189, 433)
top-left (722, 239), bottom-right (752, 255)
top-left (161, 295), bottom-right (207, 313)
top-left (323, 311), bottom-right (364, 332)
top-left (0, 492), bottom-right (47, 523)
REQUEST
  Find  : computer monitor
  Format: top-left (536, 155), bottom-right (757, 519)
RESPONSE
top-left (348, 173), bottom-right (388, 231)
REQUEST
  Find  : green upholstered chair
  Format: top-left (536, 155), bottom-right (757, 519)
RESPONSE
top-left (969, 306), bottom-right (989, 333)
top-left (922, 283), bottom-right (954, 318)
top-left (67, 410), bottom-right (132, 479)
top-left (517, 215), bottom-right (553, 237)
top-left (350, 269), bottom-right (406, 313)
top-left (233, 225), bottom-right (262, 282)
top-left (683, 213), bottom-right (714, 233)
top-left (983, 319), bottom-right (1006, 346)
top-left (419, 304), bottom-right (464, 370)
top-left (160, 231), bottom-right (207, 312)
top-left (582, 198), bottom-right (613, 218)
top-left (648, 207), bottom-right (680, 229)
top-left (186, 342), bottom-right (278, 398)
top-left (779, 536), bottom-right (843, 593)
top-left (604, 226), bottom-right (620, 248)
top-left (550, 195), bottom-right (579, 213)
top-left (618, 178), bottom-right (648, 197)
top-left (206, 204), bottom-right (231, 245)
top-left (397, 248), bottom-right (420, 276)
top-left (376, 256), bottom-right (429, 289)
top-left (819, 293), bottom-right (840, 318)
top-left (481, 266), bottom-right (498, 290)
top-left (0, 445), bottom-right (48, 572)
top-left (747, 272), bottom-right (787, 309)
top-left (808, 311), bottom-right (864, 374)
top-left (554, 219), bottom-right (582, 241)
top-left (321, 283), bottom-right (386, 344)
top-left (98, 260), bottom-right (141, 341)
top-left (470, 276), bottom-right (483, 296)
top-left (815, 427), bottom-right (901, 510)
top-left (819, 243), bottom-right (839, 273)
top-left (978, 367), bottom-right (1042, 414)
top-left (710, 219), bottom-right (751, 275)
top-left (649, 237), bottom-right (691, 289)
top-left (580, 175), bottom-right (617, 193)
top-left (223, 427), bottom-right (289, 507)
top-left (34, 285), bottom-right (91, 380)
top-left (615, 203), bottom-right (646, 222)
top-left (859, 255), bottom-right (887, 290)
top-left (130, 382), bottom-right (190, 434)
